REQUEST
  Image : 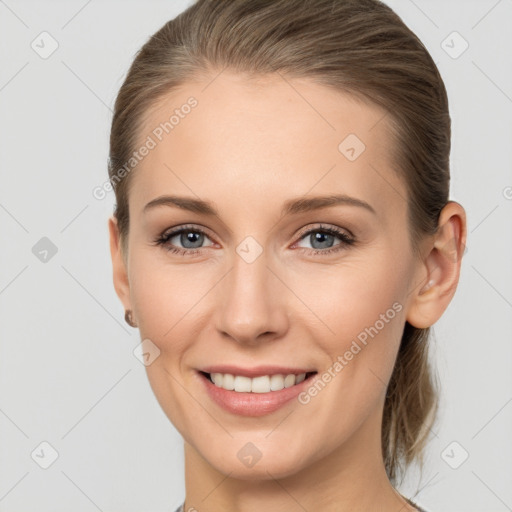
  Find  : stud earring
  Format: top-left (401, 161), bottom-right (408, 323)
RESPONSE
top-left (124, 309), bottom-right (138, 327)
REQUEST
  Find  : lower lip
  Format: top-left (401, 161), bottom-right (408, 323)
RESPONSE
top-left (197, 371), bottom-right (316, 417)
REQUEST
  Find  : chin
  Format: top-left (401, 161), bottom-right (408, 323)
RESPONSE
top-left (213, 454), bottom-right (308, 481)
top-left (192, 436), bottom-right (316, 481)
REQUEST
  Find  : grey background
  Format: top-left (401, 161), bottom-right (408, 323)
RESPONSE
top-left (0, 0), bottom-right (511, 510)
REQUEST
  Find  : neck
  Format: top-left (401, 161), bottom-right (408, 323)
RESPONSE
top-left (181, 406), bottom-right (416, 512)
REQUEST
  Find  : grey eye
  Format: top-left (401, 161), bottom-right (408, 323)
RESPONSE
top-left (168, 230), bottom-right (213, 249)
top-left (309, 232), bottom-right (336, 249)
top-left (296, 230), bottom-right (343, 250)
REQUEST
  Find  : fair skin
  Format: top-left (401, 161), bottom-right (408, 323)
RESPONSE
top-left (109, 71), bottom-right (466, 512)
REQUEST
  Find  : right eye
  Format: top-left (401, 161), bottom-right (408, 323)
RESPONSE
top-left (153, 225), bottom-right (215, 255)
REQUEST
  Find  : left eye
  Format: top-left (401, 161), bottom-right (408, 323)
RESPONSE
top-left (295, 227), bottom-right (353, 251)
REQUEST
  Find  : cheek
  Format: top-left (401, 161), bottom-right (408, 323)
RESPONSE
top-left (289, 254), bottom-right (410, 417)
top-left (126, 253), bottom-right (213, 432)
top-left (128, 252), bottom-right (215, 346)
top-left (290, 263), bottom-right (408, 444)
top-left (289, 255), bottom-right (408, 349)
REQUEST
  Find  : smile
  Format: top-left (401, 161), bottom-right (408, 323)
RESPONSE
top-left (203, 371), bottom-right (316, 393)
top-left (196, 368), bottom-right (318, 417)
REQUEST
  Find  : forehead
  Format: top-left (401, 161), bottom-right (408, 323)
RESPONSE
top-left (130, 71), bottom-right (407, 220)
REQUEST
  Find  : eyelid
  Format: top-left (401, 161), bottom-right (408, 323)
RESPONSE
top-left (293, 223), bottom-right (355, 242)
top-left (161, 224), bottom-right (217, 243)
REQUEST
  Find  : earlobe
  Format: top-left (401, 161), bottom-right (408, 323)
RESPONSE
top-left (406, 201), bottom-right (467, 329)
top-left (108, 215), bottom-right (132, 312)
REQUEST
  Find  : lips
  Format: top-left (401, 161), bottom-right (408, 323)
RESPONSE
top-left (196, 365), bottom-right (318, 417)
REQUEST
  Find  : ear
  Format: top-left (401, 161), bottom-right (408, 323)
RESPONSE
top-left (406, 201), bottom-right (467, 329)
top-left (108, 215), bottom-right (132, 312)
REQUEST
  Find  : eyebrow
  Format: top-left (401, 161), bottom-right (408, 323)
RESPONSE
top-left (143, 193), bottom-right (376, 216)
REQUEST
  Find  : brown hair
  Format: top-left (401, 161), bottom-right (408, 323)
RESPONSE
top-left (109, 0), bottom-right (449, 486)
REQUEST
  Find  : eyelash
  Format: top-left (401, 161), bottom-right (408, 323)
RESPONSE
top-left (153, 223), bottom-right (355, 257)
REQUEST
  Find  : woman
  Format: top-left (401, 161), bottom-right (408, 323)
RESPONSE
top-left (107, 0), bottom-right (466, 510)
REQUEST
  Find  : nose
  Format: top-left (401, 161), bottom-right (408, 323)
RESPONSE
top-left (215, 248), bottom-right (290, 346)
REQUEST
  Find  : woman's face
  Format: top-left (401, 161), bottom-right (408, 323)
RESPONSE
top-left (111, 71), bottom-right (426, 479)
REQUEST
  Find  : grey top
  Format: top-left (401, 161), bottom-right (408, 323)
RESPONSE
top-left (174, 499), bottom-right (428, 511)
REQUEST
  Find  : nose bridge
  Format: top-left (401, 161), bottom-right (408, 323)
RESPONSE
top-left (215, 241), bottom-right (288, 344)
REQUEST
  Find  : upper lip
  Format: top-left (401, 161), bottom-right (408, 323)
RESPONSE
top-left (199, 365), bottom-right (317, 378)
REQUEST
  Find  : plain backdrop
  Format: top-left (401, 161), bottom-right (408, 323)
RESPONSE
top-left (0, 1), bottom-right (511, 511)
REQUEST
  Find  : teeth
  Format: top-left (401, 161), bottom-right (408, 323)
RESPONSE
top-left (209, 372), bottom-right (307, 393)
top-left (234, 375), bottom-right (252, 392)
top-left (222, 373), bottom-right (235, 390)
